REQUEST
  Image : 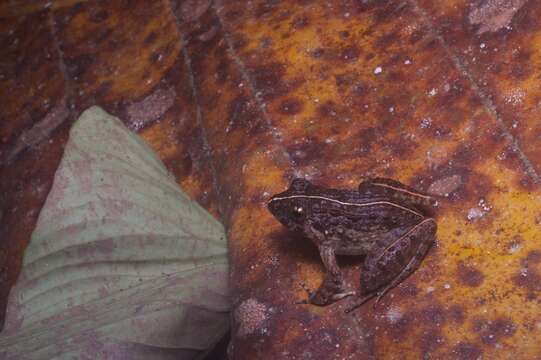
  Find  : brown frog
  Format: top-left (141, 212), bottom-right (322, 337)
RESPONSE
top-left (267, 177), bottom-right (437, 312)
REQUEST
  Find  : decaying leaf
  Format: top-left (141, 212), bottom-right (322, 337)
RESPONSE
top-left (2, 0), bottom-right (541, 359)
top-left (0, 107), bottom-right (229, 359)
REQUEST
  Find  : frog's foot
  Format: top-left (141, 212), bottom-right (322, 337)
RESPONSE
top-left (296, 283), bottom-right (314, 304)
top-left (344, 293), bottom-right (377, 313)
top-left (297, 276), bottom-right (353, 306)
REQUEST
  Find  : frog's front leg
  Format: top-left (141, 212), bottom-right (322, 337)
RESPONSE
top-left (302, 223), bottom-right (354, 305)
top-left (346, 218), bottom-right (436, 312)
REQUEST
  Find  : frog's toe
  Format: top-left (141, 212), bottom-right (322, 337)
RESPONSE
top-left (331, 291), bottom-right (355, 301)
top-left (296, 283), bottom-right (316, 304)
top-left (299, 282), bottom-right (314, 296)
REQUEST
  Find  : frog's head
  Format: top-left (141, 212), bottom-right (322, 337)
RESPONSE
top-left (267, 178), bottom-right (312, 231)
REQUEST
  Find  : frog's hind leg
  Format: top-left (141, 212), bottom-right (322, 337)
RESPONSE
top-left (344, 293), bottom-right (377, 313)
top-left (373, 220), bottom-right (435, 305)
top-left (346, 218), bottom-right (436, 313)
top-left (345, 251), bottom-right (424, 313)
top-left (374, 243), bottom-right (431, 304)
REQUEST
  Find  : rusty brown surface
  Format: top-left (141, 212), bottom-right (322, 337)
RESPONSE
top-left (0, 0), bottom-right (218, 330)
top-left (1, 0), bottom-right (541, 358)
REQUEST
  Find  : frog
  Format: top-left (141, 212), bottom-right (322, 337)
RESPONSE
top-left (267, 177), bottom-right (437, 312)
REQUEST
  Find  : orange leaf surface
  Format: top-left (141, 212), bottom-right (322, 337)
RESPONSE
top-left (1, 0), bottom-right (540, 358)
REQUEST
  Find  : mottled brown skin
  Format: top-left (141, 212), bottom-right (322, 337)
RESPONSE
top-left (268, 178), bottom-right (437, 312)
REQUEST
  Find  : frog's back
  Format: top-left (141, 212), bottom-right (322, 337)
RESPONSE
top-left (307, 187), bottom-right (423, 232)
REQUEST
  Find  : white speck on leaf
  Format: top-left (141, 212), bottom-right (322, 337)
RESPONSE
top-left (236, 299), bottom-right (268, 337)
top-left (467, 207), bottom-right (485, 221)
top-left (504, 88), bottom-right (525, 106)
top-left (420, 117), bottom-right (432, 129)
top-left (386, 306), bottom-right (403, 324)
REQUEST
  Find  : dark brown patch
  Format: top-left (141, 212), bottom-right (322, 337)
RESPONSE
top-left (386, 312), bottom-right (412, 340)
top-left (398, 282), bottom-right (419, 298)
top-left (278, 98), bottom-right (304, 115)
top-left (389, 135), bottom-right (418, 159)
top-left (339, 30), bottom-right (350, 38)
top-left (232, 34), bottom-right (248, 50)
top-left (386, 71), bottom-right (404, 82)
top-left (250, 63), bottom-right (301, 101)
top-left (291, 15), bottom-right (309, 29)
top-left (167, 151), bottom-right (193, 179)
top-left (472, 317), bottom-right (517, 345)
top-left (286, 138), bottom-right (325, 167)
top-left (126, 86), bottom-right (176, 130)
top-left (317, 101), bottom-right (339, 118)
top-left (149, 51), bottom-right (161, 63)
top-left (457, 262), bottom-right (485, 287)
top-left (511, 268), bottom-right (541, 292)
top-left (178, 0), bottom-right (212, 22)
top-left (419, 305), bottom-right (446, 326)
top-left (409, 28), bottom-right (428, 45)
top-left (339, 46), bottom-right (360, 61)
top-left (94, 28), bottom-right (114, 44)
top-left (197, 24), bottom-right (219, 42)
top-left (356, 127), bottom-right (379, 156)
top-left (448, 304), bottom-right (465, 324)
top-left (94, 80), bottom-right (113, 101)
top-left (66, 54), bottom-right (95, 79)
top-left (259, 37), bottom-right (273, 48)
top-left (90, 9), bottom-right (109, 22)
top-left (226, 95), bottom-right (259, 133)
top-left (373, 1), bottom-right (408, 23)
top-left (310, 48), bottom-right (325, 59)
top-left (255, 0), bottom-right (279, 18)
top-left (375, 31), bottom-right (399, 50)
top-left (523, 250), bottom-right (541, 265)
top-left (215, 58), bottom-right (229, 84)
top-left (512, 250), bottom-right (541, 292)
top-left (452, 342), bottom-right (482, 360)
top-left (509, 62), bottom-right (531, 81)
top-left (436, 79), bottom-right (467, 107)
top-left (517, 175), bottom-right (537, 192)
top-left (144, 31), bottom-right (157, 44)
top-left (224, 9), bottom-right (243, 20)
top-left (452, 143), bottom-right (481, 164)
top-left (454, 169), bottom-right (493, 204)
top-left (419, 328), bottom-right (445, 354)
top-left (335, 72), bottom-right (357, 87)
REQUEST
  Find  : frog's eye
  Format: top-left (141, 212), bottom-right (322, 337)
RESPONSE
top-left (293, 206), bottom-right (304, 216)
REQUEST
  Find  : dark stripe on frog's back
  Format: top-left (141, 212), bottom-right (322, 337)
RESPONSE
top-left (311, 186), bottom-right (432, 217)
top-left (302, 190), bottom-right (425, 217)
top-left (313, 202), bottom-right (423, 233)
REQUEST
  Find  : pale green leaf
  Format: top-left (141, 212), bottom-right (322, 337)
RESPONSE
top-left (0, 106), bottom-right (229, 359)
